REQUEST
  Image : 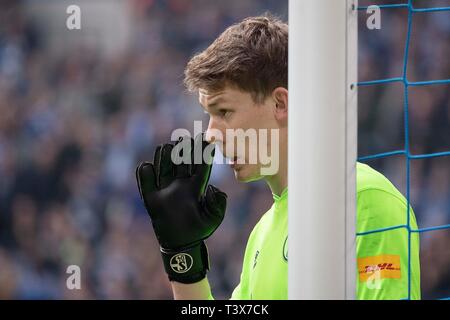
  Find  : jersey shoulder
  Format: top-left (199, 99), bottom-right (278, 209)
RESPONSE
top-left (356, 162), bottom-right (403, 200)
top-left (356, 162), bottom-right (416, 232)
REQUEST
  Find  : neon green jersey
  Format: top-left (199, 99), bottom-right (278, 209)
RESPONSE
top-left (230, 162), bottom-right (420, 300)
top-left (355, 162), bottom-right (420, 299)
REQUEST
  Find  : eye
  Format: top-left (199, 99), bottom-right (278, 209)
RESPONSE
top-left (219, 109), bottom-right (230, 118)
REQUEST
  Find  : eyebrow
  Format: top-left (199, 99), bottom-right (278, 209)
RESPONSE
top-left (207, 97), bottom-right (227, 108)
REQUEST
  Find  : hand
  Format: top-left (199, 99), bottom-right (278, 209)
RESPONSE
top-left (136, 133), bottom-right (227, 283)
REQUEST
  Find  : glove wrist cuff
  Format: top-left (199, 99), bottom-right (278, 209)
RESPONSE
top-left (160, 241), bottom-right (210, 284)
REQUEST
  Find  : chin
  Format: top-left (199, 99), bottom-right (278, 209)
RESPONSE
top-left (233, 164), bottom-right (262, 183)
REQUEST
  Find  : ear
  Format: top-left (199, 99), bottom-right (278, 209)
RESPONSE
top-left (272, 87), bottom-right (288, 123)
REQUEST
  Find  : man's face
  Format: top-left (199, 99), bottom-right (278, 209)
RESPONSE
top-left (199, 86), bottom-right (278, 182)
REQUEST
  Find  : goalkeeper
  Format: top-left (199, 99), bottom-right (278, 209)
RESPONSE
top-left (136, 15), bottom-right (420, 300)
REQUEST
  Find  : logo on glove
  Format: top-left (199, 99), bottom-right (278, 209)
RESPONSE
top-left (170, 253), bottom-right (194, 273)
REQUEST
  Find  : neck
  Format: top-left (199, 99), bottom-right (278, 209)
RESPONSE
top-left (265, 146), bottom-right (287, 196)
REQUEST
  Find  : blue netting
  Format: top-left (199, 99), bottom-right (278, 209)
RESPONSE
top-left (357, 0), bottom-right (450, 300)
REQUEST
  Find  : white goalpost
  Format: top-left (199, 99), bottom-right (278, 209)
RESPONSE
top-left (288, 0), bottom-right (358, 299)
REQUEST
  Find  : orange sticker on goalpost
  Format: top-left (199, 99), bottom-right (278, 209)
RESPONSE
top-left (358, 254), bottom-right (401, 282)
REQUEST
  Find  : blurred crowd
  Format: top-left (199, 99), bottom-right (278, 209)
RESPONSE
top-left (0, 0), bottom-right (448, 299)
top-left (0, 0), bottom-right (285, 299)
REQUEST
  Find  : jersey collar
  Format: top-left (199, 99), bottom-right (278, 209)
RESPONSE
top-left (273, 187), bottom-right (288, 202)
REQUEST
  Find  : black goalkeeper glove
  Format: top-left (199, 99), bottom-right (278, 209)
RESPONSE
top-left (136, 133), bottom-right (227, 284)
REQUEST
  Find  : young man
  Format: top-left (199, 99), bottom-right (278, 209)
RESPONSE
top-left (136, 15), bottom-right (420, 300)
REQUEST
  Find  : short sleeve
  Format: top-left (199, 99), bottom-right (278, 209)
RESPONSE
top-left (356, 188), bottom-right (421, 300)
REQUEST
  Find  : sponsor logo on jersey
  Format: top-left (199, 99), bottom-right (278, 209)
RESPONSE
top-left (253, 250), bottom-right (260, 269)
top-left (358, 254), bottom-right (401, 281)
top-left (283, 236), bottom-right (288, 261)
